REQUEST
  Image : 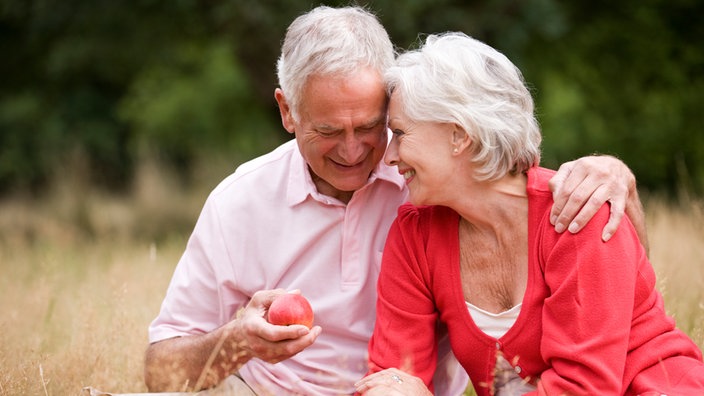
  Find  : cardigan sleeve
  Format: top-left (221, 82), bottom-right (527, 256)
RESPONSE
top-left (535, 203), bottom-right (645, 395)
top-left (366, 204), bottom-right (439, 390)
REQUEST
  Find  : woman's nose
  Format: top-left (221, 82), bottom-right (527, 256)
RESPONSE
top-left (384, 135), bottom-right (399, 166)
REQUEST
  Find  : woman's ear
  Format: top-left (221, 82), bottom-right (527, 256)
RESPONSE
top-left (451, 125), bottom-right (471, 155)
top-left (274, 88), bottom-right (296, 134)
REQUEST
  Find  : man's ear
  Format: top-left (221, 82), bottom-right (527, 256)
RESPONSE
top-left (451, 125), bottom-right (471, 155)
top-left (274, 88), bottom-right (296, 134)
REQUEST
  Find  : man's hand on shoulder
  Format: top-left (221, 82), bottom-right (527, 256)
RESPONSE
top-left (549, 155), bottom-right (647, 251)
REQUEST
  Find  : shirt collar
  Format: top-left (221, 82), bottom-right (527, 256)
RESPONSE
top-left (286, 143), bottom-right (405, 207)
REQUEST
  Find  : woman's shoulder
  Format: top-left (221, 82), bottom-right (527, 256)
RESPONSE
top-left (397, 203), bottom-right (457, 220)
top-left (396, 203), bottom-right (458, 238)
top-left (526, 166), bottom-right (556, 196)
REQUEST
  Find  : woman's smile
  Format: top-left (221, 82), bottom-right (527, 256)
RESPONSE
top-left (401, 168), bottom-right (416, 182)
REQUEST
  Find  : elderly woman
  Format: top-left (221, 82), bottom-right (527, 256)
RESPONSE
top-left (355, 33), bottom-right (704, 396)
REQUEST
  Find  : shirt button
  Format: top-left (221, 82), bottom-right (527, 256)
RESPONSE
top-left (514, 366), bottom-right (522, 374)
top-left (495, 342), bottom-right (501, 350)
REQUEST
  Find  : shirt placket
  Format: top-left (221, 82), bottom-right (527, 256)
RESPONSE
top-left (340, 194), bottom-right (363, 288)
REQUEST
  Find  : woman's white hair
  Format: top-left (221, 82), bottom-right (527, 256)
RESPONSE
top-left (277, 6), bottom-right (395, 121)
top-left (386, 32), bottom-right (541, 181)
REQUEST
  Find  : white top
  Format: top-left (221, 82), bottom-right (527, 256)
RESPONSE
top-left (466, 301), bottom-right (521, 339)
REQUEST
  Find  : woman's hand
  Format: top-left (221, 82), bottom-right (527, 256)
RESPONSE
top-left (355, 368), bottom-right (432, 396)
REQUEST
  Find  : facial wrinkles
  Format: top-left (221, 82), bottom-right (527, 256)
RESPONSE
top-left (387, 94), bottom-right (410, 166)
top-left (295, 68), bottom-right (387, 197)
top-left (400, 125), bottom-right (424, 176)
top-left (305, 115), bottom-right (384, 166)
top-left (387, 115), bottom-right (418, 165)
top-left (345, 121), bottom-right (387, 165)
top-left (389, 95), bottom-right (449, 205)
top-left (393, 116), bottom-right (457, 206)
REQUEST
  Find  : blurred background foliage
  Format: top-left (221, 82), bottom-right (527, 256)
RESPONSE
top-left (1, 0), bottom-right (703, 197)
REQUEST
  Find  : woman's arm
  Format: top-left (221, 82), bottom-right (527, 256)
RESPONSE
top-left (364, 209), bottom-right (440, 390)
top-left (537, 204), bottom-right (645, 394)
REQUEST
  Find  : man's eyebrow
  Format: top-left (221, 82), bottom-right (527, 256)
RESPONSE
top-left (313, 117), bottom-right (385, 131)
top-left (314, 124), bottom-right (340, 131)
top-left (358, 117), bottom-right (385, 129)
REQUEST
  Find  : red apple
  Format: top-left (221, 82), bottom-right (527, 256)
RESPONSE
top-left (267, 293), bottom-right (314, 329)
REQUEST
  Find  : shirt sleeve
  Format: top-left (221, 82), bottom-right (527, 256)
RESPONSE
top-left (366, 205), bottom-right (439, 390)
top-left (536, 203), bottom-right (646, 394)
top-left (148, 195), bottom-right (238, 342)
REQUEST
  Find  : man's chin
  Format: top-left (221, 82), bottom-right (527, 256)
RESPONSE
top-left (333, 184), bottom-right (365, 195)
top-left (334, 174), bottom-right (373, 191)
top-left (328, 170), bottom-right (373, 190)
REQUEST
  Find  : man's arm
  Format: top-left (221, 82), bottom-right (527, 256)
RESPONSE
top-left (549, 155), bottom-right (649, 255)
top-left (144, 289), bottom-right (321, 392)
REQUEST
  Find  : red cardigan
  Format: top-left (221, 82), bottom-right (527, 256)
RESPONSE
top-left (367, 167), bottom-right (704, 395)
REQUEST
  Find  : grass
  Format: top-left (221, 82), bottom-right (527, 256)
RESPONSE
top-left (0, 237), bottom-right (181, 395)
top-left (0, 164), bottom-right (702, 395)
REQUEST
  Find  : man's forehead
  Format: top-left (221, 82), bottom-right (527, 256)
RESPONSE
top-left (308, 113), bottom-right (386, 130)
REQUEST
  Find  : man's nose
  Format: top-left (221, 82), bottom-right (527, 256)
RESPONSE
top-left (340, 132), bottom-right (364, 163)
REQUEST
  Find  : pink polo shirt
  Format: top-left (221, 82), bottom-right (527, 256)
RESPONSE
top-left (149, 139), bottom-right (467, 395)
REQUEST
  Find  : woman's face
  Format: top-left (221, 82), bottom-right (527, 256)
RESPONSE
top-left (384, 92), bottom-right (459, 206)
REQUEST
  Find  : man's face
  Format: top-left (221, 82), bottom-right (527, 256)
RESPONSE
top-left (276, 67), bottom-right (389, 202)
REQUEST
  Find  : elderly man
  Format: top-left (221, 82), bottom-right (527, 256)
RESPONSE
top-left (144, 6), bottom-right (645, 396)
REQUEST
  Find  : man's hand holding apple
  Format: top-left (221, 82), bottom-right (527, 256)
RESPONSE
top-left (230, 289), bottom-right (321, 365)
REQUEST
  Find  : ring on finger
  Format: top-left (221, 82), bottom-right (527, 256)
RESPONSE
top-left (391, 374), bottom-right (403, 384)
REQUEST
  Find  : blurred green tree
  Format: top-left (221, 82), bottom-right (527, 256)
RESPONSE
top-left (523, 0), bottom-right (704, 193)
top-left (1, 0), bottom-right (702, 196)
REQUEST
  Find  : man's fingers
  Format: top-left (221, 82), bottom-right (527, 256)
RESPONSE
top-left (602, 198), bottom-right (626, 242)
top-left (261, 323), bottom-right (311, 341)
top-left (251, 288), bottom-right (287, 306)
top-left (552, 182), bottom-right (590, 233)
top-left (549, 161), bottom-right (585, 227)
top-left (550, 154), bottom-right (635, 238)
top-left (563, 186), bottom-right (612, 234)
top-left (254, 325), bottom-right (321, 363)
top-left (552, 178), bottom-right (628, 240)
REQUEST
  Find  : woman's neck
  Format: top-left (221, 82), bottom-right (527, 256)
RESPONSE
top-left (452, 172), bottom-right (528, 233)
